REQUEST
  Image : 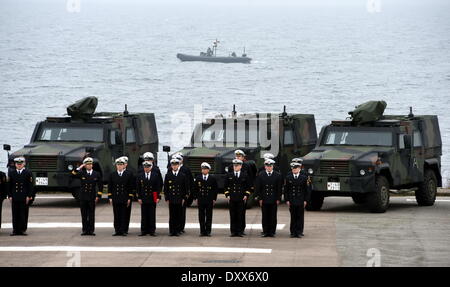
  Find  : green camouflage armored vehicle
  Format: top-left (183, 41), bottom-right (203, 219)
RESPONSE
top-left (302, 101), bottom-right (442, 213)
top-left (5, 97), bottom-right (158, 200)
top-left (164, 106), bottom-right (317, 193)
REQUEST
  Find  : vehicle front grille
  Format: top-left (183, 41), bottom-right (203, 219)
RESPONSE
top-left (186, 157), bottom-right (216, 174)
top-left (319, 160), bottom-right (350, 176)
top-left (27, 156), bottom-right (58, 171)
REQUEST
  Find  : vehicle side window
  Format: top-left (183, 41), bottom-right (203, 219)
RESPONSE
top-left (126, 128), bottom-right (136, 144)
top-left (110, 130), bottom-right (117, 145)
top-left (284, 129), bottom-right (294, 145)
top-left (398, 134), bottom-right (405, 149)
top-left (413, 131), bottom-right (423, 147)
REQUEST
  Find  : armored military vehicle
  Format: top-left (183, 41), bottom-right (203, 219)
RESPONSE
top-left (164, 106), bottom-right (317, 196)
top-left (302, 101), bottom-right (442, 213)
top-left (4, 97), bottom-right (158, 200)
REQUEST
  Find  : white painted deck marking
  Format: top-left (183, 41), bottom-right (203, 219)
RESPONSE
top-left (1, 222), bottom-right (285, 230)
top-left (0, 246), bottom-right (272, 254)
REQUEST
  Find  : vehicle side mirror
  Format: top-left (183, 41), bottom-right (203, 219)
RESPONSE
top-left (163, 145), bottom-right (171, 152)
top-left (404, 135), bottom-right (412, 149)
top-left (3, 144), bottom-right (11, 151)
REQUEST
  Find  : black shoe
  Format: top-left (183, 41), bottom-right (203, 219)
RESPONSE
top-left (268, 233), bottom-right (275, 237)
top-left (262, 233), bottom-right (269, 237)
top-left (299, 233), bottom-right (304, 237)
top-left (113, 233), bottom-right (122, 236)
top-left (181, 230), bottom-right (185, 234)
top-left (10, 233), bottom-right (17, 236)
top-left (206, 233), bottom-right (211, 237)
top-left (290, 234), bottom-right (296, 238)
top-left (242, 232), bottom-right (247, 236)
top-left (90, 233), bottom-right (96, 236)
top-left (149, 232), bottom-right (156, 236)
top-left (139, 233), bottom-right (147, 236)
top-left (230, 234), bottom-right (237, 237)
top-left (81, 232), bottom-right (88, 236)
top-left (237, 233), bottom-right (244, 237)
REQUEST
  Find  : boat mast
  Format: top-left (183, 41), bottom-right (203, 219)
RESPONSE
top-left (213, 39), bottom-right (219, 57)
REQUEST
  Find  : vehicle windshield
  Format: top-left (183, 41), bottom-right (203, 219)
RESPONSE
top-left (37, 125), bottom-right (104, 142)
top-left (322, 129), bottom-right (392, 146)
top-left (198, 126), bottom-right (264, 146)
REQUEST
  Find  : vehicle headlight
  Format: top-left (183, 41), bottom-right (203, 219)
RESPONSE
top-left (308, 168), bottom-right (314, 175)
top-left (68, 164), bottom-right (74, 171)
top-left (359, 169), bottom-right (366, 176)
top-left (225, 166), bottom-right (229, 173)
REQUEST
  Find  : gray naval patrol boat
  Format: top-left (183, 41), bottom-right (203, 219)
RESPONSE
top-left (177, 39), bottom-right (251, 64)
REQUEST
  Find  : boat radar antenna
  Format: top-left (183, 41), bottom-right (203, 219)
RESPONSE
top-left (232, 104), bottom-right (237, 117)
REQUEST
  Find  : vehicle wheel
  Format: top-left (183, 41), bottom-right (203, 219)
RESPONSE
top-left (71, 187), bottom-right (81, 202)
top-left (366, 175), bottom-right (390, 213)
top-left (186, 194), bottom-right (194, 207)
top-left (351, 194), bottom-right (366, 204)
top-left (245, 193), bottom-right (256, 209)
top-left (306, 192), bottom-right (324, 211)
top-left (415, 169), bottom-right (437, 206)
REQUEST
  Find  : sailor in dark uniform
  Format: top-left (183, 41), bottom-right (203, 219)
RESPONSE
top-left (284, 160), bottom-right (310, 238)
top-left (228, 150), bottom-right (256, 235)
top-left (224, 159), bottom-right (251, 237)
top-left (136, 161), bottom-right (162, 236)
top-left (0, 170), bottom-right (7, 230)
top-left (193, 162), bottom-right (218, 237)
top-left (172, 153), bottom-right (194, 234)
top-left (108, 158), bottom-right (134, 236)
top-left (255, 159), bottom-right (282, 237)
top-left (120, 156), bottom-right (135, 235)
top-left (140, 152), bottom-right (163, 186)
top-left (71, 157), bottom-right (103, 236)
top-left (7, 157), bottom-right (33, 236)
top-left (164, 158), bottom-right (189, 236)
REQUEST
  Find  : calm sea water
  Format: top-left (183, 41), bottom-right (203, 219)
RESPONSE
top-left (1, 0), bottom-right (449, 186)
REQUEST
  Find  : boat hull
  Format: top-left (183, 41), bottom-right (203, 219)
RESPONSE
top-left (176, 53), bottom-right (251, 63)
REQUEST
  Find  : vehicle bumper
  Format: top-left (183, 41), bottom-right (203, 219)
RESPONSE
top-left (311, 174), bottom-right (376, 194)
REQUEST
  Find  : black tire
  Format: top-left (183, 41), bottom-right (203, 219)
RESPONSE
top-left (71, 187), bottom-right (81, 202)
top-left (351, 194), bottom-right (366, 204)
top-left (415, 169), bottom-right (437, 206)
top-left (186, 194), bottom-right (195, 207)
top-left (366, 175), bottom-right (390, 213)
top-left (306, 191), bottom-right (324, 211)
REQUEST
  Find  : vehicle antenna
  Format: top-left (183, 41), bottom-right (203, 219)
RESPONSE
top-left (282, 105), bottom-right (287, 117)
top-left (232, 104), bottom-right (237, 117)
top-left (408, 106), bottom-right (414, 118)
top-left (124, 104), bottom-right (129, 116)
